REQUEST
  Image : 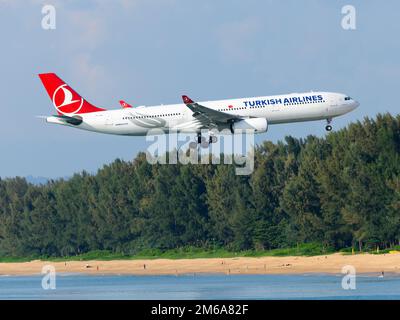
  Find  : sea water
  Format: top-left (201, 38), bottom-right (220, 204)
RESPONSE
top-left (0, 274), bottom-right (399, 300)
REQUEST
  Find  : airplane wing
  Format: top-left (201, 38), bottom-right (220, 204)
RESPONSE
top-left (182, 95), bottom-right (242, 128)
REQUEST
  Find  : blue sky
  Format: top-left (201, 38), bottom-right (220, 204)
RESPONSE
top-left (0, 0), bottom-right (399, 178)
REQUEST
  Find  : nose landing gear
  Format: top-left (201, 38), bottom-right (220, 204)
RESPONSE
top-left (325, 118), bottom-right (333, 131)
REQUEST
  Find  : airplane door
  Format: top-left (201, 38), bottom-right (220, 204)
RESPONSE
top-left (328, 96), bottom-right (338, 112)
top-left (105, 114), bottom-right (113, 126)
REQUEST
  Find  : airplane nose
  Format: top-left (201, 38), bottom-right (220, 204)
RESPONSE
top-left (352, 100), bottom-right (359, 110)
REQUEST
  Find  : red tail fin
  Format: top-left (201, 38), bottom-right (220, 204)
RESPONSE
top-left (38, 73), bottom-right (106, 115)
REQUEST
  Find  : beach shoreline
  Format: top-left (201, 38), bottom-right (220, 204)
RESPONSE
top-left (0, 253), bottom-right (399, 277)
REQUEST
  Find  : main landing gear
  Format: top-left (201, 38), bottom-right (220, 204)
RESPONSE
top-left (325, 118), bottom-right (333, 131)
top-left (189, 133), bottom-right (218, 149)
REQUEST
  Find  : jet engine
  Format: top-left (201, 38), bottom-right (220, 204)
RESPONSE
top-left (231, 118), bottom-right (268, 133)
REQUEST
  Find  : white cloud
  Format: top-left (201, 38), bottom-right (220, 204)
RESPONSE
top-left (66, 10), bottom-right (106, 51)
top-left (70, 53), bottom-right (108, 97)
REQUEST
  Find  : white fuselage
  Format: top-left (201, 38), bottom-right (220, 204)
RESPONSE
top-left (47, 92), bottom-right (359, 135)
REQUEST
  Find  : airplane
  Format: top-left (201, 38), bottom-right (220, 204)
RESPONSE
top-left (38, 73), bottom-right (359, 148)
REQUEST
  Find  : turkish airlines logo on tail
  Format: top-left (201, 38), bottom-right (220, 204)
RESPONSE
top-left (52, 84), bottom-right (84, 114)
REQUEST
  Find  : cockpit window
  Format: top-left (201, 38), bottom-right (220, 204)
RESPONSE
top-left (344, 96), bottom-right (351, 101)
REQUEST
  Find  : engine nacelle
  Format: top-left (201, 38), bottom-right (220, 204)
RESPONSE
top-left (231, 118), bottom-right (268, 133)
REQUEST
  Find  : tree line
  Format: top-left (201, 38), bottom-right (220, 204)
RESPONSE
top-left (0, 113), bottom-right (399, 257)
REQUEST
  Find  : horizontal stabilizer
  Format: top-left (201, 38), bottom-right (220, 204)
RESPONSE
top-left (47, 114), bottom-right (83, 126)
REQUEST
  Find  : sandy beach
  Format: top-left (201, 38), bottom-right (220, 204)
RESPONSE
top-left (0, 253), bottom-right (399, 276)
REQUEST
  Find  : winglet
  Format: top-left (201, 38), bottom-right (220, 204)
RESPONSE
top-left (119, 100), bottom-right (133, 109)
top-left (182, 95), bottom-right (194, 104)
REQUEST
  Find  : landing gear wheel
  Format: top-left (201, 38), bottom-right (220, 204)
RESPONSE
top-left (201, 141), bottom-right (209, 148)
top-left (325, 118), bottom-right (332, 132)
top-left (189, 141), bottom-right (198, 149)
